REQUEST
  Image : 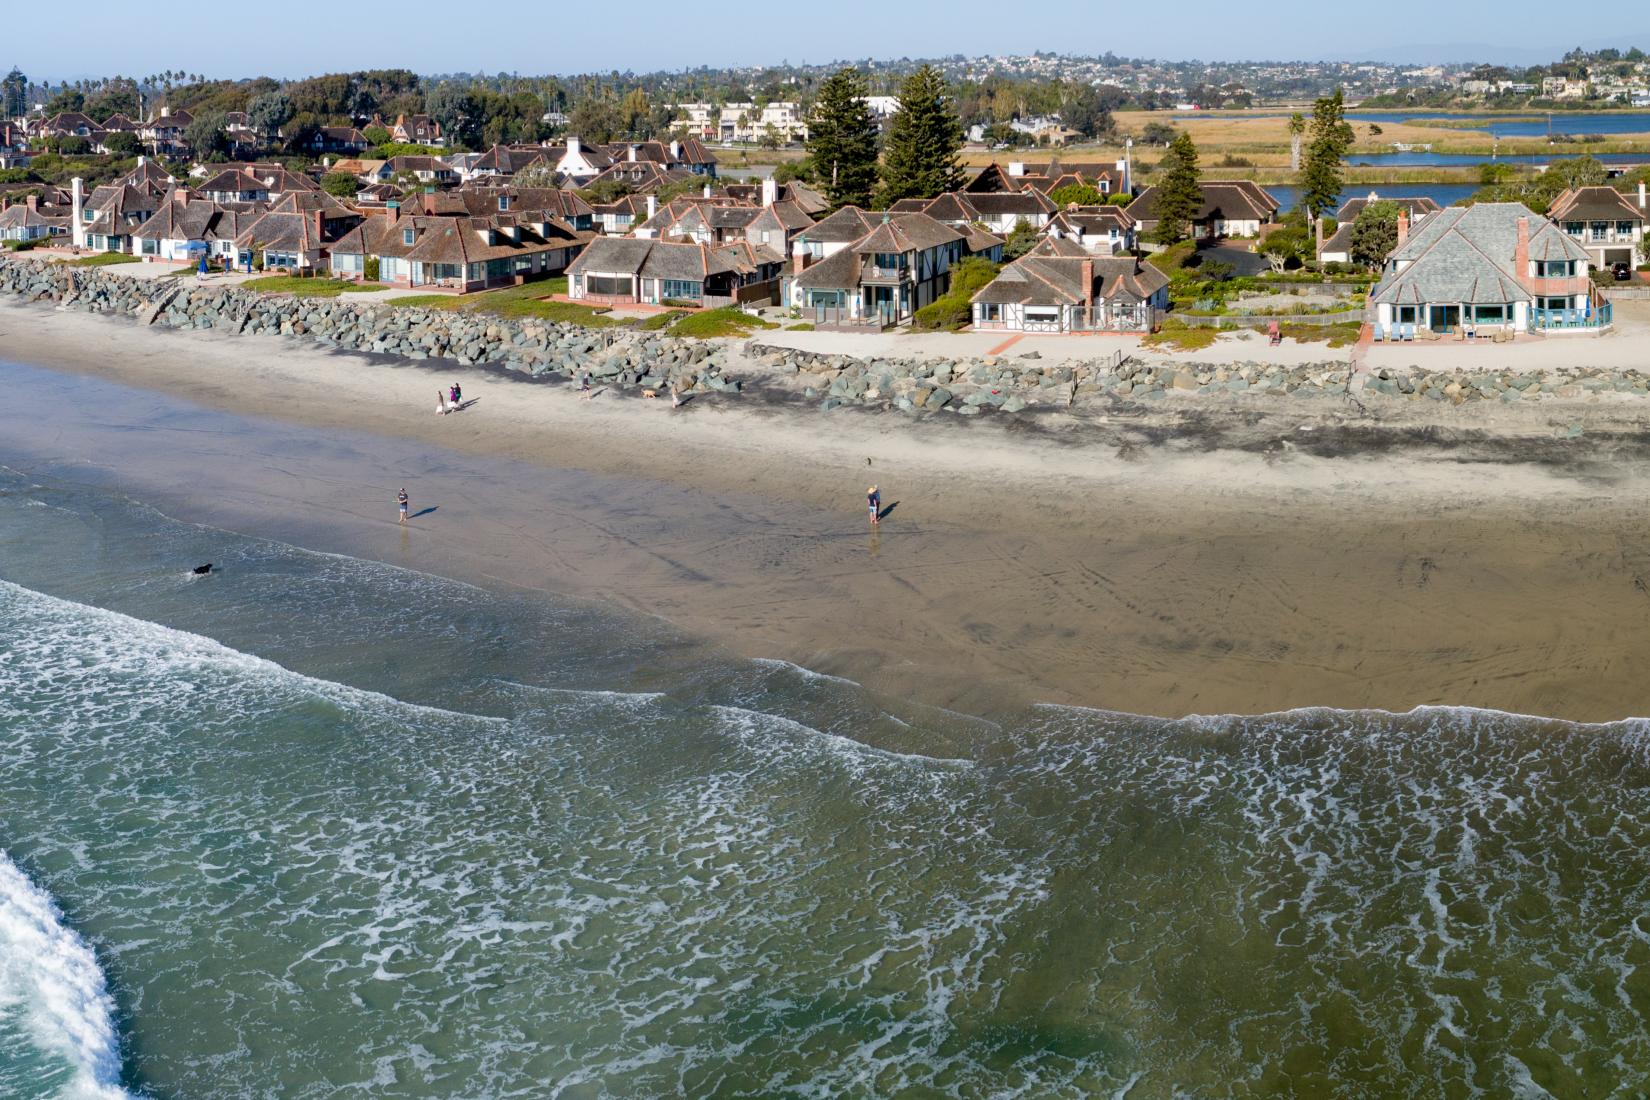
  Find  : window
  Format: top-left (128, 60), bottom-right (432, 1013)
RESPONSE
top-left (498, 196), bottom-right (510, 211)
top-left (1397, 306), bottom-right (1417, 324)
top-left (402, 228), bottom-right (414, 246)
top-left (1619, 221), bottom-right (1636, 237)
top-left (1565, 222), bottom-right (1583, 236)
top-left (978, 303), bottom-right (1003, 321)
top-left (1590, 222), bottom-right (1608, 241)
top-left (584, 274), bottom-right (634, 297)
top-left (1539, 295), bottom-right (1572, 311)
top-left (1473, 304), bottom-right (1506, 323)
top-left (1025, 306), bottom-right (1060, 324)
top-left (661, 279), bottom-right (702, 300)
top-left (1538, 260), bottom-right (1573, 277)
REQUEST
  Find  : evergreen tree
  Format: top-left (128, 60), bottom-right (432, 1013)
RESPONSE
top-left (878, 64), bottom-right (964, 205)
top-left (1148, 132), bottom-right (1202, 245)
top-left (1299, 88), bottom-right (1354, 223)
top-left (804, 68), bottom-right (880, 210)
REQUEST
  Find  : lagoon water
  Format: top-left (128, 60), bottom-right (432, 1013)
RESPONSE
top-left (4, 464), bottom-right (1650, 1098)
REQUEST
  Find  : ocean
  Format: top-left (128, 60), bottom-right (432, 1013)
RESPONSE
top-left (3, 463), bottom-right (1649, 1098)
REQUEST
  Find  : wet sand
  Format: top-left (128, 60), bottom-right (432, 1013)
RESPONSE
top-left (5, 297), bottom-right (1650, 721)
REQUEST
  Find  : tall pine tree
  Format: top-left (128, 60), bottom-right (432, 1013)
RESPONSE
top-left (1148, 132), bottom-right (1202, 245)
top-left (1299, 88), bottom-right (1354, 224)
top-left (804, 68), bottom-right (880, 210)
top-left (878, 65), bottom-right (964, 206)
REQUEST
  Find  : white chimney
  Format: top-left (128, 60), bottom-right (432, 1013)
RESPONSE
top-left (1007, 161), bottom-right (1025, 177)
top-left (627, 144), bottom-right (638, 162)
top-left (670, 139), bottom-right (681, 159)
top-left (567, 135), bottom-right (580, 156)
top-left (70, 176), bottom-right (85, 248)
top-left (646, 194), bottom-right (657, 219)
top-left (1640, 181), bottom-right (1647, 211)
top-left (703, 182), bottom-right (711, 199)
top-left (761, 177), bottom-right (777, 207)
top-left (137, 155), bottom-right (146, 168)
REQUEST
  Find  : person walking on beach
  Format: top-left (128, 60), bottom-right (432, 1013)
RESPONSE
top-left (398, 488), bottom-right (409, 524)
top-left (867, 485), bottom-right (881, 525)
top-left (437, 389), bottom-right (448, 415)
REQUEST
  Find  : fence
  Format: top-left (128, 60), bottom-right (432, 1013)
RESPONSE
top-left (1174, 309), bottom-right (1366, 329)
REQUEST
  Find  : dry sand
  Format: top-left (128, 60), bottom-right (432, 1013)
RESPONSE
top-left (6, 295), bottom-right (1650, 721)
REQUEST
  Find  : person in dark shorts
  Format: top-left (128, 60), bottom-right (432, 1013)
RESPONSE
top-left (867, 485), bottom-right (881, 525)
top-left (398, 488), bottom-right (409, 524)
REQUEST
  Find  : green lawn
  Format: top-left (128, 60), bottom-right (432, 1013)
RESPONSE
top-left (386, 278), bottom-right (622, 327)
top-left (240, 276), bottom-right (389, 297)
top-left (69, 253), bottom-right (141, 267)
top-left (634, 310), bottom-right (688, 331)
top-left (668, 307), bottom-right (779, 338)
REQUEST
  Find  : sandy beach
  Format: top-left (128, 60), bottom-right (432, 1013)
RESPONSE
top-left (6, 294), bottom-right (1650, 721)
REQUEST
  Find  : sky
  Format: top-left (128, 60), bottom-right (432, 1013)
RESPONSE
top-left (13, 0), bottom-right (1650, 82)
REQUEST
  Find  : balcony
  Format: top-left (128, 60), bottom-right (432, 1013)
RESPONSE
top-left (1533, 302), bottom-right (1612, 331)
top-left (859, 263), bottom-right (909, 284)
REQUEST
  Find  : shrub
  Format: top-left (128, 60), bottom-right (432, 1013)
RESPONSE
top-left (320, 172), bottom-right (359, 198)
top-left (911, 258), bottom-right (1001, 331)
top-left (363, 256), bottom-right (380, 282)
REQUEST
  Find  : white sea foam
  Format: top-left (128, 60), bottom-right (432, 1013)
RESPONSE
top-left (751, 657), bottom-right (861, 687)
top-left (0, 852), bottom-right (131, 1100)
top-left (0, 579), bottom-right (507, 727)
top-left (710, 705), bottom-right (974, 767)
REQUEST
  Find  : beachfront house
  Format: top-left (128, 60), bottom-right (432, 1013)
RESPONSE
top-left (787, 210), bottom-right (968, 328)
top-left (1370, 202), bottom-right (1608, 338)
top-left (565, 236), bottom-right (783, 307)
top-left (329, 206), bottom-right (587, 289)
top-left (970, 238), bottom-right (1169, 333)
top-left (1126, 180), bottom-right (1280, 246)
top-left (0, 195), bottom-right (71, 242)
top-left (79, 182), bottom-right (165, 254)
top-left (1546, 184), bottom-right (1648, 270)
top-left (130, 189), bottom-right (247, 263)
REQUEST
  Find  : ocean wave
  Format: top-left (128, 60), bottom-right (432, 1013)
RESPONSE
top-left (0, 852), bottom-right (131, 1100)
top-left (0, 579), bottom-right (508, 728)
top-left (710, 705), bottom-right (975, 767)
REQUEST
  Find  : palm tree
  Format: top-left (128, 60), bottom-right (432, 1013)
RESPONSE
top-left (1288, 112), bottom-right (1306, 171)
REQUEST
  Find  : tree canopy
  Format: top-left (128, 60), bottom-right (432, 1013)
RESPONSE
top-left (878, 65), bottom-right (965, 205)
top-left (804, 68), bottom-right (880, 210)
top-left (1298, 88), bottom-right (1354, 221)
top-left (1349, 200), bottom-right (1402, 268)
top-left (1148, 132), bottom-right (1203, 245)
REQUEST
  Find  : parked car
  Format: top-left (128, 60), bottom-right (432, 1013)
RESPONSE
top-left (1613, 262), bottom-right (1632, 281)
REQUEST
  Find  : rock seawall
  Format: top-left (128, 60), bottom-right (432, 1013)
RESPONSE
top-left (0, 260), bottom-right (738, 397)
top-left (5, 258), bottom-right (1648, 414)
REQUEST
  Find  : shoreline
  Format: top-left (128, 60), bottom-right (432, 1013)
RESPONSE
top-left (7, 297), bottom-right (1650, 721)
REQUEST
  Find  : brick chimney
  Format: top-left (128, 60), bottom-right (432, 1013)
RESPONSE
top-left (313, 209), bottom-right (326, 245)
top-left (1396, 211), bottom-right (1409, 248)
top-left (385, 201), bottom-right (399, 225)
top-left (1081, 257), bottom-right (1094, 307)
top-left (175, 185), bottom-right (189, 207)
top-left (792, 249), bottom-right (808, 275)
top-left (1515, 215), bottom-right (1530, 275)
top-left (25, 194), bottom-right (38, 212)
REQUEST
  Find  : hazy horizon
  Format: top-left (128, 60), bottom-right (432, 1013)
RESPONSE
top-left (11, 0), bottom-right (1650, 84)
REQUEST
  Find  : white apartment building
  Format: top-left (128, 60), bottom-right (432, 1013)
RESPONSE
top-left (669, 101), bottom-right (808, 144)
